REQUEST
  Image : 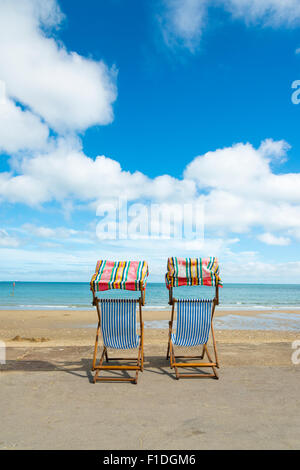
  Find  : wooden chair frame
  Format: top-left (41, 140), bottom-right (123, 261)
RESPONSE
top-left (166, 285), bottom-right (220, 380)
top-left (91, 290), bottom-right (145, 384)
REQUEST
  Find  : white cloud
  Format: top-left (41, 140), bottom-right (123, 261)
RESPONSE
top-left (21, 223), bottom-right (95, 245)
top-left (159, 0), bottom-right (208, 51)
top-left (184, 139), bottom-right (300, 206)
top-left (184, 139), bottom-right (300, 235)
top-left (258, 138), bottom-right (290, 161)
top-left (1, 241), bottom-right (300, 282)
top-left (0, 234), bottom-right (237, 281)
top-left (1, 137), bottom-right (300, 245)
top-left (222, 259), bottom-right (300, 283)
top-left (0, 229), bottom-right (20, 247)
top-left (0, 137), bottom-right (196, 206)
top-left (22, 223), bottom-right (77, 239)
top-left (160, 0), bottom-right (300, 51)
top-left (0, 0), bottom-right (117, 133)
top-left (184, 139), bottom-right (300, 201)
top-left (0, 246), bottom-right (95, 281)
top-left (223, 0), bottom-right (300, 27)
top-left (184, 142), bottom-right (271, 191)
top-left (0, 96), bottom-right (49, 153)
top-left (257, 232), bottom-right (291, 246)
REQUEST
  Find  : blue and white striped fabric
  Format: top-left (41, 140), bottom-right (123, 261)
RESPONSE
top-left (100, 300), bottom-right (139, 349)
top-left (172, 300), bottom-right (213, 347)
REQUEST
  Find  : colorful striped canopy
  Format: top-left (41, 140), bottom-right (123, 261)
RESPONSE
top-left (91, 260), bottom-right (149, 292)
top-left (166, 257), bottom-right (222, 289)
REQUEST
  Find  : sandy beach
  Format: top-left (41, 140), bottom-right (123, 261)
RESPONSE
top-left (1, 308), bottom-right (300, 368)
top-left (1, 307), bottom-right (299, 350)
top-left (1, 308), bottom-right (300, 449)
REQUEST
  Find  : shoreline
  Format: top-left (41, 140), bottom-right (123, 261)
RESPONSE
top-left (1, 305), bottom-right (300, 311)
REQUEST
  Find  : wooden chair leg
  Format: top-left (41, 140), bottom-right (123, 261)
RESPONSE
top-left (92, 323), bottom-right (100, 371)
top-left (169, 340), bottom-right (176, 369)
top-left (211, 325), bottom-right (219, 368)
top-left (204, 344), bottom-right (213, 362)
top-left (140, 325), bottom-right (144, 372)
top-left (93, 347), bottom-right (106, 382)
top-left (212, 365), bottom-right (219, 379)
top-left (137, 336), bottom-right (142, 371)
top-left (166, 321), bottom-right (172, 359)
top-left (93, 368), bottom-right (100, 383)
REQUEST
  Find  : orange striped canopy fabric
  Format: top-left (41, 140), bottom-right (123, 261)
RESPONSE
top-left (91, 260), bottom-right (149, 292)
top-left (166, 257), bottom-right (222, 289)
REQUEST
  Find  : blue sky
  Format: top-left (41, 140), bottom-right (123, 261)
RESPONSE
top-left (61, 1), bottom-right (300, 176)
top-left (1, 0), bottom-right (300, 283)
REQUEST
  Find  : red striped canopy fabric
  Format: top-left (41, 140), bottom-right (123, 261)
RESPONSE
top-left (91, 260), bottom-right (149, 292)
top-left (166, 257), bottom-right (222, 289)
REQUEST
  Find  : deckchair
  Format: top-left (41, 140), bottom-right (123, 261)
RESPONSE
top-left (90, 260), bottom-right (149, 384)
top-left (166, 257), bottom-right (222, 380)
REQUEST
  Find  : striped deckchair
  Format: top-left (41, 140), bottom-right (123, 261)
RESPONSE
top-left (90, 260), bottom-right (148, 384)
top-left (166, 257), bottom-right (221, 380)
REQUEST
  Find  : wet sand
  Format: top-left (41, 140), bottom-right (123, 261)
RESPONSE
top-left (0, 308), bottom-right (299, 350)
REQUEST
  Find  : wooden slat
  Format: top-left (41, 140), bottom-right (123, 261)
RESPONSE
top-left (95, 365), bottom-right (139, 370)
top-left (177, 373), bottom-right (216, 378)
top-left (104, 357), bottom-right (138, 361)
top-left (175, 355), bottom-right (204, 359)
top-left (95, 377), bottom-right (136, 382)
top-left (174, 362), bottom-right (216, 368)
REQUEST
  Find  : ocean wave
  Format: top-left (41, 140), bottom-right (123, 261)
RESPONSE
top-left (0, 304), bottom-right (93, 310)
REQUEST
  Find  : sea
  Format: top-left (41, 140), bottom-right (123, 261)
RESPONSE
top-left (0, 282), bottom-right (300, 311)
